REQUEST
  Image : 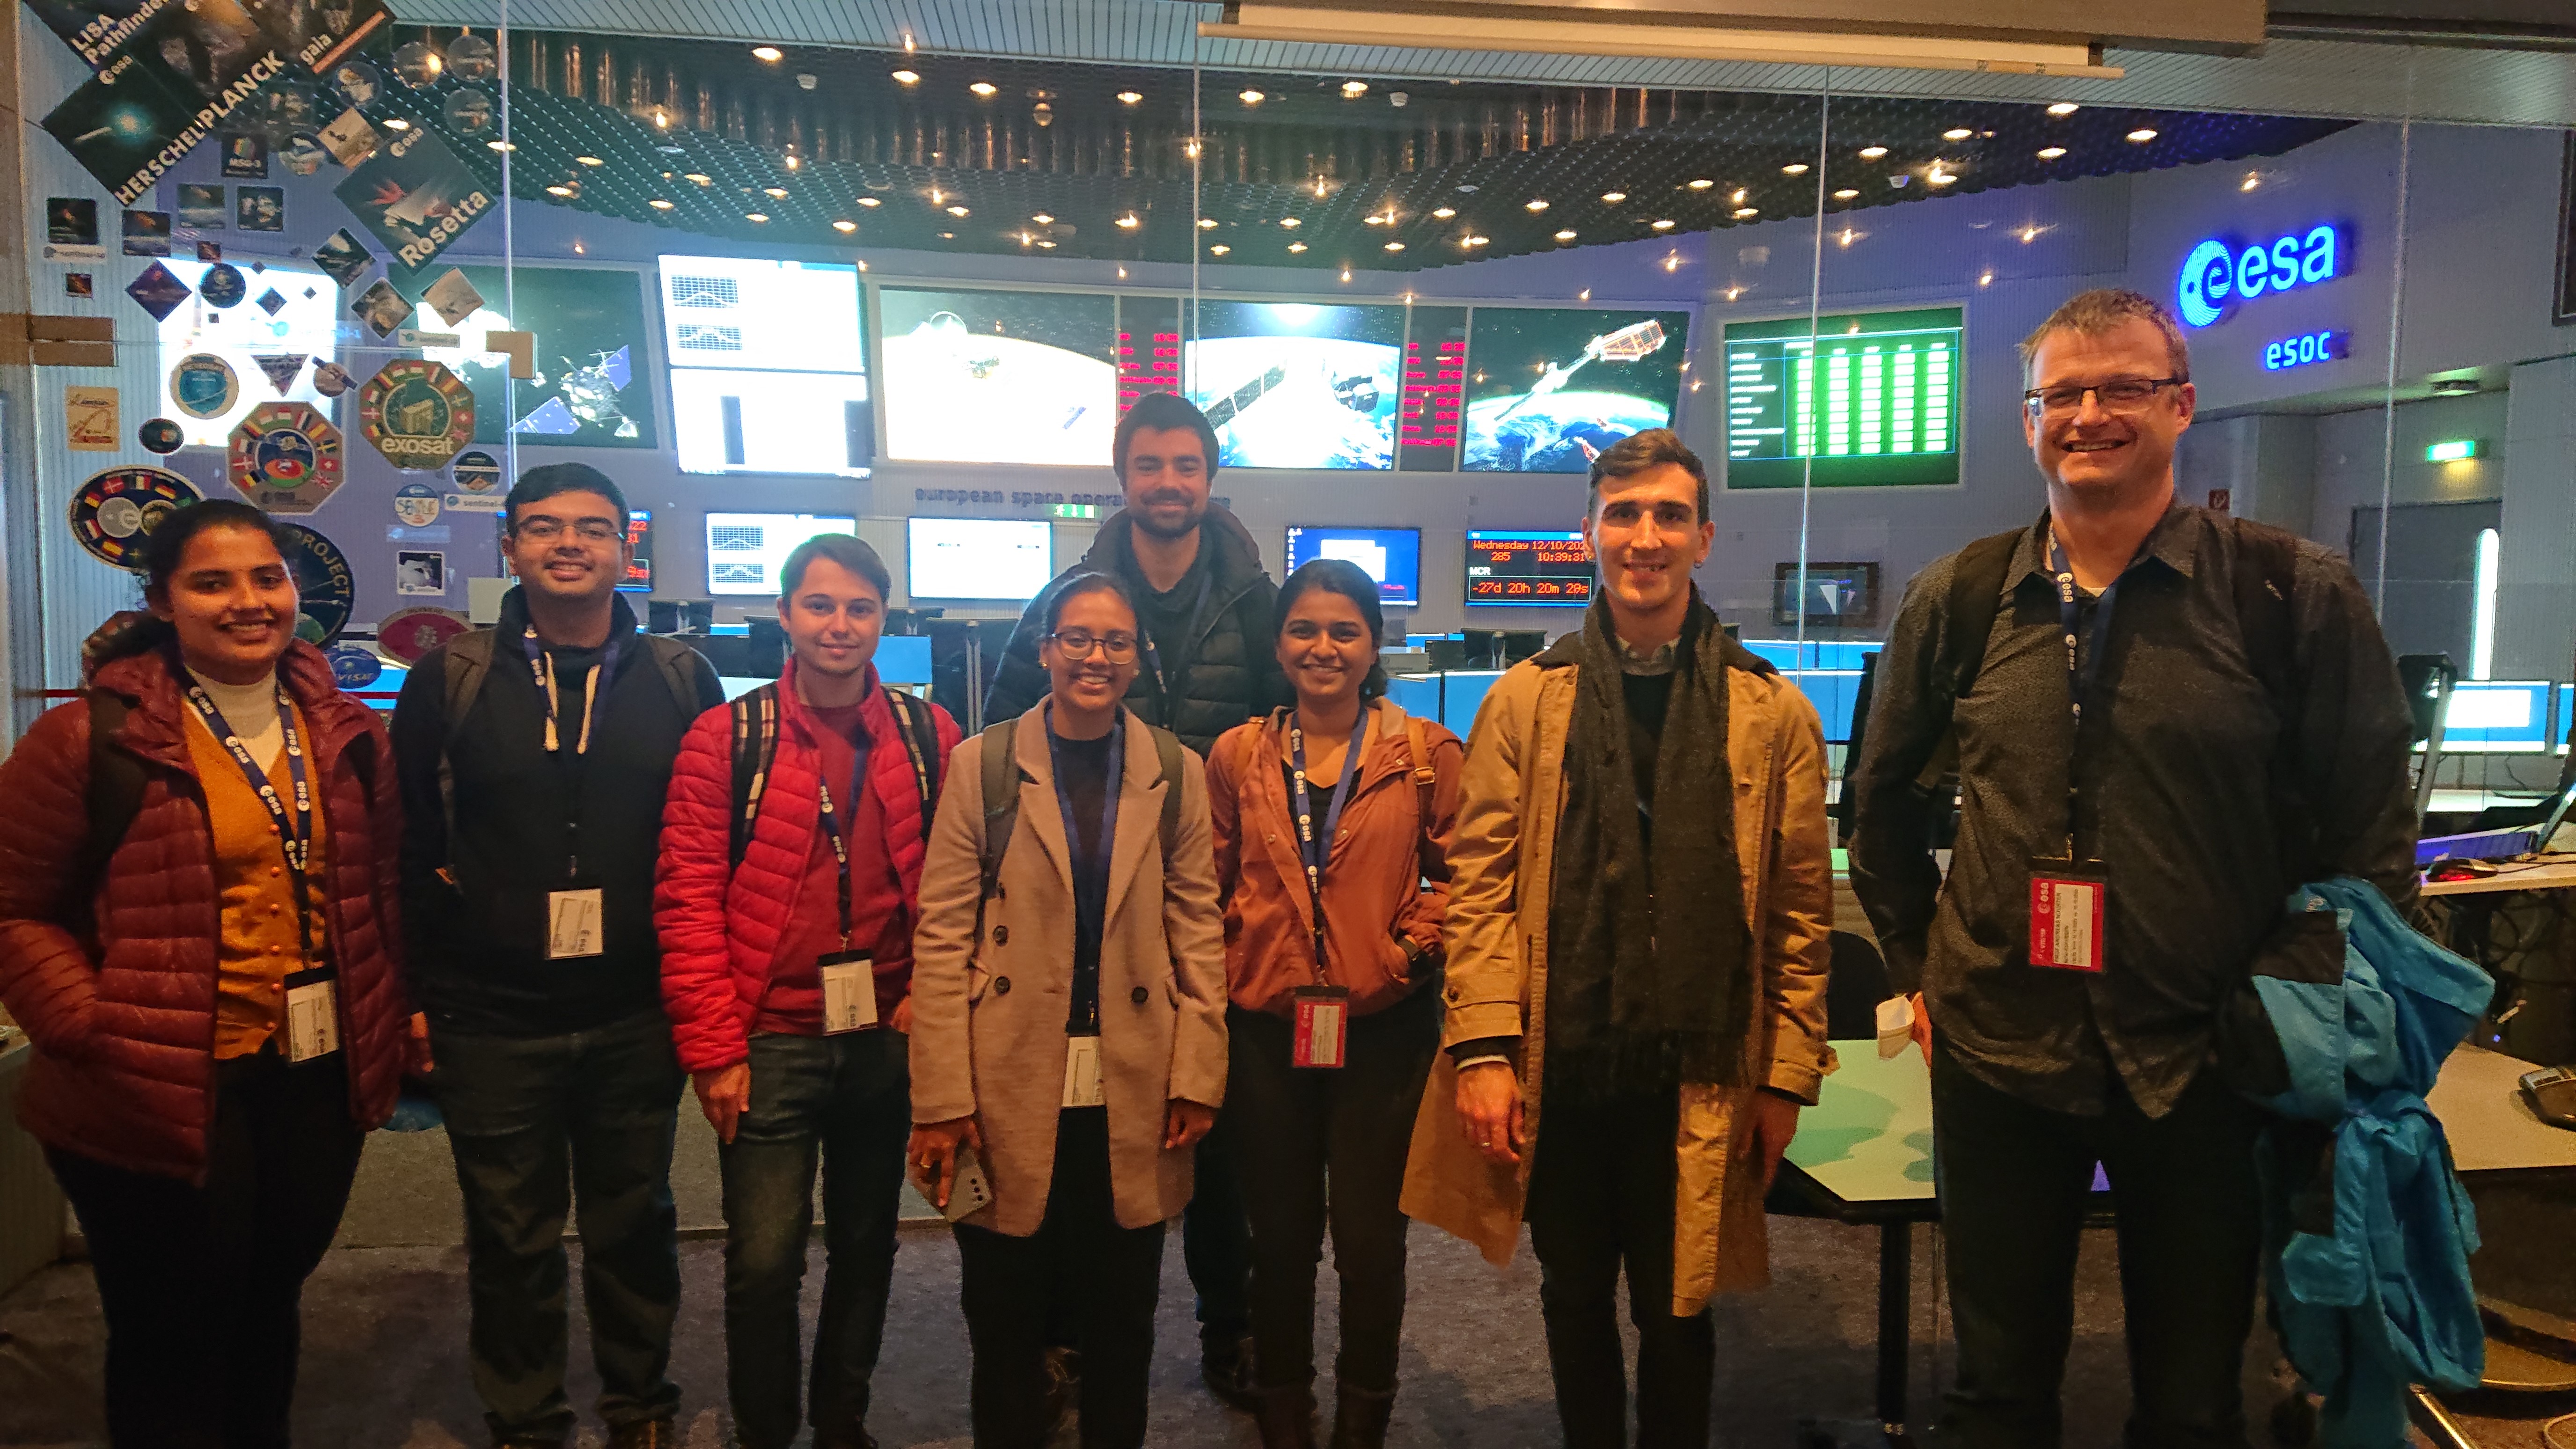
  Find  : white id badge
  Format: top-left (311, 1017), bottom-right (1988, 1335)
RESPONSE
top-left (819, 951), bottom-right (877, 1034)
top-left (546, 888), bottom-right (605, 960)
top-left (1061, 1033), bottom-right (1106, 1108)
top-left (283, 972), bottom-right (341, 1062)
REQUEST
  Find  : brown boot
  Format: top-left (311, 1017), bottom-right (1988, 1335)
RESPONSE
top-left (1327, 1384), bottom-right (1395, 1449)
top-left (1254, 1386), bottom-right (1317, 1449)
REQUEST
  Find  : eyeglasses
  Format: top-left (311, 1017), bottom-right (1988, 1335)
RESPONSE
top-left (1047, 629), bottom-right (1139, 662)
top-left (2023, 376), bottom-right (2187, 419)
top-left (513, 517), bottom-right (622, 543)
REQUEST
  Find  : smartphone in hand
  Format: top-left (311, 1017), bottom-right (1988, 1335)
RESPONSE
top-left (940, 1143), bottom-right (994, 1222)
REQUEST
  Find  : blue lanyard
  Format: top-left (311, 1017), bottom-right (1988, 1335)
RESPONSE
top-left (812, 731), bottom-right (872, 949)
top-left (178, 671), bottom-right (318, 966)
top-left (1288, 711), bottom-right (1368, 977)
top-left (1045, 704), bottom-right (1125, 888)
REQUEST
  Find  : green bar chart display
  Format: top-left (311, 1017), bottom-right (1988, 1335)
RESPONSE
top-left (1723, 307), bottom-right (1964, 488)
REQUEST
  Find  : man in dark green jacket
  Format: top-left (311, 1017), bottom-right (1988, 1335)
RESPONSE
top-left (983, 390), bottom-right (1288, 1415)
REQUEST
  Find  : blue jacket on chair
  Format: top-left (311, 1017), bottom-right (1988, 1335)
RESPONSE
top-left (2232, 876), bottom-right (2493, 1448)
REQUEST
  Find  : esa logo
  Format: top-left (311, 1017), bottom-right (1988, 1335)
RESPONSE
top-left (2176, 225), bottom-right (2344, 327)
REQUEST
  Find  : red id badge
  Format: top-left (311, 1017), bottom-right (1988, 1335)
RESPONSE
top-left (2028, 858), bottom-right (2109, 973)
top-left (1292, 986), bottom-right (1352, 1069)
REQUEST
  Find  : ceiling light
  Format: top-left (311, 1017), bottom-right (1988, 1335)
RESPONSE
top-left (1833, 187), bottom-right (1859, 199)
top-left (746, 212), bottom-right (769, 222)
top-left (1652, 219), bottom-right (1675, 230)
top-left (947, 205), bottom-right (970, 216)
top-left (1210, 243), bottom-right (1231, 254)
top-left (970, 81), bottom-right (998, 97)
top-left (1601, 190), bottom-right (1626, 203)
top-left (1280, 217), bottom-right (1301, 228)
top-left (1183, 139), bottom-right (1201, 159)
top-left (545, 184), bottom-right (573, 197)
top-left (576, 154), bottom-right (604, 166)
top-left (1687, 178), bottom-right (1714, 190)
top-left (1943, 126), bottom-right (1973, 140)
top-left (832, 219), bottom-right (856, 232)
top-left (1117, 90), bottom-right (1142, 104)
top-left (1734, 207), bottom-right (1758, 218)
top-left (1341, 80), bottom-right (1367, 96)
top-left (1927, 170), bottom-right (1958, 186)
top-left (1197, 217), bottom-right (1218, 228)
top-left (891, 68), bottom-right (920, 84)
top-left (382, 117), bottom-right (411, 130)
top-left (856, 196), bottom-right (881, 206)
top-left (487, 140), bottom-right (515, 152)
top-left (1838, 227), bottom-right (1857, 246)
top-left (1782, 163), bottom-right (1809, 175)
top-left (1979, 270), bottom-right (1994, 286)
top-left (1383, 241), bottom-right (1404, 251)
top-left (1664, 254), bottom-right (1680, 272)
top-left (783, 154), bottom-right (800, 170)
top-left (1554, 229), bottom-right (1576, 241)
top-left (2127, 127), bottom-right (2158, 142)
top-left (1341, 268), bottom-right (1353, 282)
top-left (1116, 213), bottom-right (1140, 228)
top-left (2048, 102), bottom-right (2079, 116)
top-left (2020, 226), bottom-right (2039, 242)
top-left (1037, 240), bottom-right (1055, 249)
top-left (751, 45), bottom-right (783, 61)
top-left (2037, 146), bottom-right (2067, 159)
top-left (1463, 234), bottom-right (1488, 247)
top-left (686, 172), bottom-right (712, 184)
top-left (649, 198), bottom-right (674, 210)
top-left (764, 186), bottom-right (788, 198)
top-left (1033, 212), bottom-right (1054, 223)
top-left (929, 188), bottom-right (943, 204)
top-left (1239, 89), bottom-right (1264, 104)
top-left (1526, 198), bottom-right (1548, 212)
top-left (939, 232), bottom-right (954, 239)
top-left (1731, 188), bottom-right (1748, 203)
top-left (2240, 172), bottom-right (2260, 191)
top-left (1288, 242), bottom-right (1308, 252)
top-left (1859, 145), bottom-right (1888, 159)
top-left (1432, 206), bottom-right (1456, 219)
top-left (1363, 214), bottom-right (1383, 226)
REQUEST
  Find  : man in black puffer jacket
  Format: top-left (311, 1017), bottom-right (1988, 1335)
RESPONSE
top-left (983, 390), bottom-right (1288, 1420)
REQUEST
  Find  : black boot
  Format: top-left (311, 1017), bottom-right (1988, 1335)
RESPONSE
top-left (1327, 1384), bottom-right (1396, 1449)
top-left (1255, 1386), bottom-right (1318, 1449)
top-left (1201, 1332), bottom-right (1260, 1412)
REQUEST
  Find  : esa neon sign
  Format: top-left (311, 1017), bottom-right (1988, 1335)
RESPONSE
top-left (2263, 329), bottom-right (2349, 371)
top-left (2177, 226), bottom-right (2344, 327)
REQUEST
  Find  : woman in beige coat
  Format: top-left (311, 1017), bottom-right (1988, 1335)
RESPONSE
top-left (908, 572), bottom-right (1229, 1449)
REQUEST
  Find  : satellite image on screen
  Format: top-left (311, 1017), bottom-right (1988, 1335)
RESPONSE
top-left (1184, 302), bottom-right (1404, 470)
top-left (880, 288), bottom-right (1115, 466)
top-left (1461, 308), bottom-right (1692, 473)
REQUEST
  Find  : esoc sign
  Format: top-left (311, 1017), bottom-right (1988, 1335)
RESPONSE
top-left (2176, 226), bottom-right (2345, 327)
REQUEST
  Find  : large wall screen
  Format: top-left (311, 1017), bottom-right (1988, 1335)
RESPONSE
top-left (907, 518), bottom-right (1055, 601)
top-left (704, 512), bottom-right (858, 596)
top-left (661, 257), bottom-right (870, 478)
top-left (878, 288), bottom-right (1117, 465)
top-left (1461, 308), bottom-right (1692, 473)
top-left (1185, 301), bottom-right (1405, 469)
top-left (1722, 307), bottom-right (1963, 489)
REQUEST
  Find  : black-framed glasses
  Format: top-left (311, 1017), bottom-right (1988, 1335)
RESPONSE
top-left (1047, 629), bottom-right (1140, 662)
top-left (2022, 376), bottom-right (2187, 419)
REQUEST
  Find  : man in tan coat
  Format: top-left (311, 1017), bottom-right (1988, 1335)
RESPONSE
top-left (1400, 429), bottom-right (1833, 1449)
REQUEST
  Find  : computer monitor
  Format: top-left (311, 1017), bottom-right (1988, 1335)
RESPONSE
top-left (1283, 527), bottom-right (1423, 606)
top-left (907, 518), bottom-right (1054, 601)
top-left (2560, 683), bottom-right (2573, 755)
top-left (704, 513), bottom-right (859, 597)
top-left (876, 635), bottom-right (934, 686)
top-left (2431, 680), bottom-right (2554, 753)
top-left (617, 510), bottom-right (653, 593)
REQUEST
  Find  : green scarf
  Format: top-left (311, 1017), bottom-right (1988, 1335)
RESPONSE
top-left (1544, 593), bottom-right (1756, 1100)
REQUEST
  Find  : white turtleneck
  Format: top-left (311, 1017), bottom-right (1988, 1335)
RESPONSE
top-left (190, 671), bottom-right (288, 770)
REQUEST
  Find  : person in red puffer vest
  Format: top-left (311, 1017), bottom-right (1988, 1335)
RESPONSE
top-left (655, 534), bottom-right (960, 1449)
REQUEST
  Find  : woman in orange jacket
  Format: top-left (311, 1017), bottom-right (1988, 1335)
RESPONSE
top-left (1206, 558), bottom-right (1464, 1449)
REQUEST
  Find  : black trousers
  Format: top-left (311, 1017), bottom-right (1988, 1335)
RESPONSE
top-left (1930, 1035), bottom-right (2265, 1449)
top-left (47, 1049), bottom-right (366, 1449)
top-left (1226, 988), bottom-right (1439, 1397)
top-left (954, 1108), bottom-right (1168, 1449)
top-left (1182, 1106), bottom-right (1252, 1353)
top-left (1524, 1086), bottom-right (1715, 1449)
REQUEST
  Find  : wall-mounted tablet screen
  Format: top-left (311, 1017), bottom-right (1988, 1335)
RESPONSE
top-left (704, 512), bottom-right (857, 597)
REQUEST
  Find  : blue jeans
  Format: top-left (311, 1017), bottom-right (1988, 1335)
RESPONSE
top-left (719, 1029), bottom-right (913, 1449)
top-left (431, 1009), bottom-right (686, 1444)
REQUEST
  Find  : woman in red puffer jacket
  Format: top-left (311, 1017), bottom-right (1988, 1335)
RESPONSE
top-left (0, 500), bottom-right (417, 1449)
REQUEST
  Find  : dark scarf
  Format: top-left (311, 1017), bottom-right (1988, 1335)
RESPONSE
top-left (1544, 592), bottom-right (1757, 1100)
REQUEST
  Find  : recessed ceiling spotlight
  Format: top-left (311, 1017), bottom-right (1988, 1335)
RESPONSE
top-left (891, 68), bottom-right (920, 84)
top-left (1664, 253), bottom-right (1680, 273)
top-left (1859, 145), bottom-right (1888, 159)
top-left (2021, 226), bottom-right (2039, 242)
top-left (2047, 102), bottom-right (2079, 116)
top-left (1279, 217), bottom-right (1302, 228)
top-left (2240, 172), bottom-right (2260, 191)
top-left (1033, 212), bottom-right (1055, 223)
top-left (545, 184), bottom-right (573, 197)
top-left (1943, 126), bottom-right (1974, 140)
top-left (1210, 243), bottom-right (1231, 253)
top-left (1239, 89), bottom-right (1264, 104)
top-left (1116, 90), bottom-right (1142, 104)
top-left (2038, 146), bottom-right (2067, 159)
top-left (1362, 214), bottom-right (1383, 226)
top-left (1383, 241), bottom-right (1404, 251)
top-left (685, 172), bottom-right (712, 184)
top-left (763, 187), bottom-right (788, 198)
top-left (1037, 240), bottom-right (1056, 249)
top-left (1432, 206), bottom-right (1456, 219)
top-left (1341, 80), bottom-right (1367, 96)
top-left (1197, 217), bottom-right (1217, 228)
top-left (487, 140), bottom-right (516, 152)
top-left (1687, 178), bottom-right (1714, 190)
top-left (576, 154), bottom-right (604, 166)
top-left (1116, 213), bottom-right (1140, 228)
top-left (947, 205), bottom-right (970, 216)
top-left (1782, 163), bottom-right (1809, 175)
top-left (1601, 190), bottom-right (1626, 203)
top-left (746, 211), bottom-right (769, 222)
top-left (2127, 127), bottom-right (2158, 142)
top-left (832, 219), bottom-right (856, 232)
top-left (649, 198), bottom-right (674, 210)
top-left (856, 196), bottom-right (881, 206)
top-left (1730, 188), bottom-right (1748, 203)
top-left (1341, 267), bottom-right (1354, 282)
top-left (1288, 241), bottom-right (1308, 252)
top-left (1463, 234), bottom-right (1488, 247)
top-left (1979, 270), bottom-right (1994, 286)
top-left (1554, 229), bottom-right (1576, 241)
top-left (939, 232), bottom-right (954, 239)
top-left (783, 154), bottom-right (800, 170)
top-left (970, 81), bottom-right (998, 97)
top-left (1832, 188), bottom-right (1859, 199)
top-left (1734, 207), bottom-right (1758, 218)
top-left (1526, 198), bottom-right (1549, 212)
top-left (382, 117), bottom-right (411, 130)
top-left (1652, 218), bottom-right (1675, 230)
top-left (751, 45), bottom-right (783, 61)
top-left (1927, 170), bottom-right (1958, 186)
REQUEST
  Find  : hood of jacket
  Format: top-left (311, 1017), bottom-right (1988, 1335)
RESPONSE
top-left (496, 584), bottom-right (643, 648)
top-left (1080, 503), bottom-right (1271, 603)
top-left (90, 638), bottom-right (381, 773)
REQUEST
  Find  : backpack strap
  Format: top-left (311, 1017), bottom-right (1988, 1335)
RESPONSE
top-left (1912, 527), bottom-right (2030, 791)
top-left (1401, 710), bottom-right (1442, 882)
top-left (887, 688), bottom-right (943, 820)
top-left (974, 720), bottom-right (1021, 941)
top-left (2227, 518), bottom-right (2312, 880)
top-left (62, 690), bottom-right (149, 926)
top-left (643, 634), bottom-right (709, 720)
top-left (726, 682), bottom-right (783, 869)
top-left (435, 629), bottom-right (499, 882)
